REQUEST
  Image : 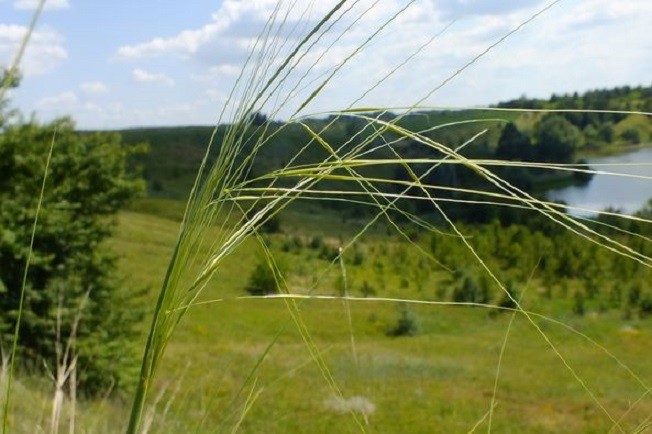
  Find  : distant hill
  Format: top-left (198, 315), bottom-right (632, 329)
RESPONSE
top-left (498, 84), bottom-right (652, 150)
top-left (114, 84), bottom-right (651, 221)
top-left (117, 110), bottom-right (515, 200)
top-left (119, 126), bottom-right (218, 198)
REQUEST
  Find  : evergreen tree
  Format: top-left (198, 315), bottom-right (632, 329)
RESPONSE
top-left (245, 255), bottom-right (287, 296)
top-left (496, 122), bottom-right (532, 161)
top-left (0, 116), bottom-right (146, 393)
top-left (534, 115), bottom-right (581, 163)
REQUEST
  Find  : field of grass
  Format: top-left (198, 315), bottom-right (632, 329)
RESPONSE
top-left (3, 2), bottom-right (651, 433)
top-left (78, 200), bottom-right (651, 432)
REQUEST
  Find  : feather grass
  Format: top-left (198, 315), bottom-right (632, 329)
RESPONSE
top-left (3, 0), bottom-right (651, 431)
top-left (1, 2), bottom-right (49, 430)
top-left (2, 128), bottom-right (56, 433)
top-left (127, 0), bottom-right (652, 429)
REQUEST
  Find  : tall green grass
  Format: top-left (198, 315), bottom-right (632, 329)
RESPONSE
top-left (125, 1), bottom-right (652, 432)
top-left (1, 0), bottom-right (49, 431)
top-left (3, 0), bottom-right (652, 432)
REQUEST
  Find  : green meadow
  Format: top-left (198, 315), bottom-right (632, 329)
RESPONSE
top-left (58, 200), bottom-right (651, 432)
top-left (2, 1), bottom-right (652, 433)
top-left (3, 90), bottom-right (652, 434)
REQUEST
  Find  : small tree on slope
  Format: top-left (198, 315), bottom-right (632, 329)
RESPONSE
top-left (0, 116), bottom-right (146, 394)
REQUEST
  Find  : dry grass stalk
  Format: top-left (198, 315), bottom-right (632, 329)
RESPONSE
top-left (46, 290), bottom-right (89, 434)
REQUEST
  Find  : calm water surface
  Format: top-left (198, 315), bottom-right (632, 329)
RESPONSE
top-left (547, 147), bottom-right (652, 215)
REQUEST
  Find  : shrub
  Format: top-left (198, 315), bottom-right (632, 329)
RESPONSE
top-left (572, 290), bottom-right (586, 316)
top-left (309, 235), bottom-right (324, 250)
top-left (360, 281), bottom-right (376, 297)
top-left (452, 274), bottom-right (479, 303)
top-left (638, 293), bottom-right (652, 317)
top-left (281, 235), bottom-right (305, 253)
top-left (261, 213), bottom-right (281, 233)
top-left (352, 245), bottom-right (365, 266)
top-left (319, 244), bottom-right (340, 261)
top-left (245, 257), bottom-right (286, 296)
top-left (621, 128), bottom-right (641, 144)
top-left (628, 282), bottom-right (642, 306)
top-left (0, 117), bottom-right (146, 394)
top-left (246, 206), bottom-right (281, 233)
top-left (291, 235), bottom-right (304, 250)
top-left (386, 303), bottom-right (418, 337)
top-left (572, 158), bottom-right (594, 184)
top-left (496, 280), bottom-right (520, 311)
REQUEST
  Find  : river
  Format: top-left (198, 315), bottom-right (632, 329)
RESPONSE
top-left (546, 147), bottom-right (652, 216)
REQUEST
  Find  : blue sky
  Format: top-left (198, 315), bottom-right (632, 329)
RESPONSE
top-left (1, 0), bottom-right (650, 129)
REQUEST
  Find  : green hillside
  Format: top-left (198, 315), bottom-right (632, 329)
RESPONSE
top-left (5, 83), bottom-right (651, 432)
top-left (21, 200), bottom-right (649, 432)
top-left (9, 200), bottom-right (649, 432)
top-left (500, 84), bottom-right (652, 152)
top-left (116, 110), bottom-right (516, 201)
top-left (114, 86), bottom-right (651, 221)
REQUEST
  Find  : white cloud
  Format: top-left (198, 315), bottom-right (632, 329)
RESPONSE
top-left (206, 88), bottom-right (225, 102)
top-left (132, 68), bottom-right (175, 86)
top-left (114, 0), bottom-right (601, 117)
top-left (191, 64), bottom-right (242, 83)
top-left (80, 81), bottom-right (109, 95)
top-left (18, 0), bottom-right (651, 129)
top-left (115, 0), bottom-right (330, 62)
top-left (37, 91), bottom-right (77, 108)
top-left (77, 102), bottom-right (105, 115)
top-left (0, 24), bottom-right (67, 75)
top-left (117, 28), bottom-right (215, 59)
top-left (14, 0), bottom-right (70, 10)
top-left (208, 64), bottom-right (240, 76)
top-left (432, 0), bottom-right (543, 19)
top-left (116, 16), bottom-right (230, 60)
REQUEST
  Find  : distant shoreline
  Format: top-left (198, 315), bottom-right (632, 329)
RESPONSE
top-left (578, 141), bottom-right (652, 158)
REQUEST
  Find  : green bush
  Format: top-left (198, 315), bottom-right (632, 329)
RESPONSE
top-left (319, 244), bottom-right (340, 261)
top-left (245, 257), bottom-right (286, 296)
top-left (261, 213), bottom-right (281, 233)
top-left (246, 206), bottom-right (281, 233)
top-left (0, 117), bottom-right (146, 394)
top-left (360, 280), bottom-right (376, 297)
top-left (352, 245), bottom-right (365, 266)
top-left (638, 293), bottom-right (652, 317)
top-left (496, 280), bottom-right (520, 311)
top-left (572, 290), bottom-right (586, 316)
top-left (309, 235), bottom-right (324, 250)
top-left (386, 303), bottom-right (418, 337)
top-left (452, 274), bottom-right (479, 303)
top-left (621, 128), bottom-right (641, 144)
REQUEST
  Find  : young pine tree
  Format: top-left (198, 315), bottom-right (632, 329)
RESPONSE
top-left (0, 116), bottom-right (147, 394)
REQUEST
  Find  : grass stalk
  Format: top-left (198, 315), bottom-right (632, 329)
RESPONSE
top-left (2, 127), bottom-right (56, 433)
top-left (126, 3), bottom-right (374, 431)
top-left (486, 261), bottom-right (539, 432)
top-left (0, 0), bottom-right (46, 101)
top-left (3, 0), bottom-right (651, 432)
top-left (338, 247), bottom-right (358, 366)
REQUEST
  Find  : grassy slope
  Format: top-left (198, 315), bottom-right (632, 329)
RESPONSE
top-left (9, 198), bottom-right (652, 433)
top-left (101, 200), bottom-right (652, 433)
